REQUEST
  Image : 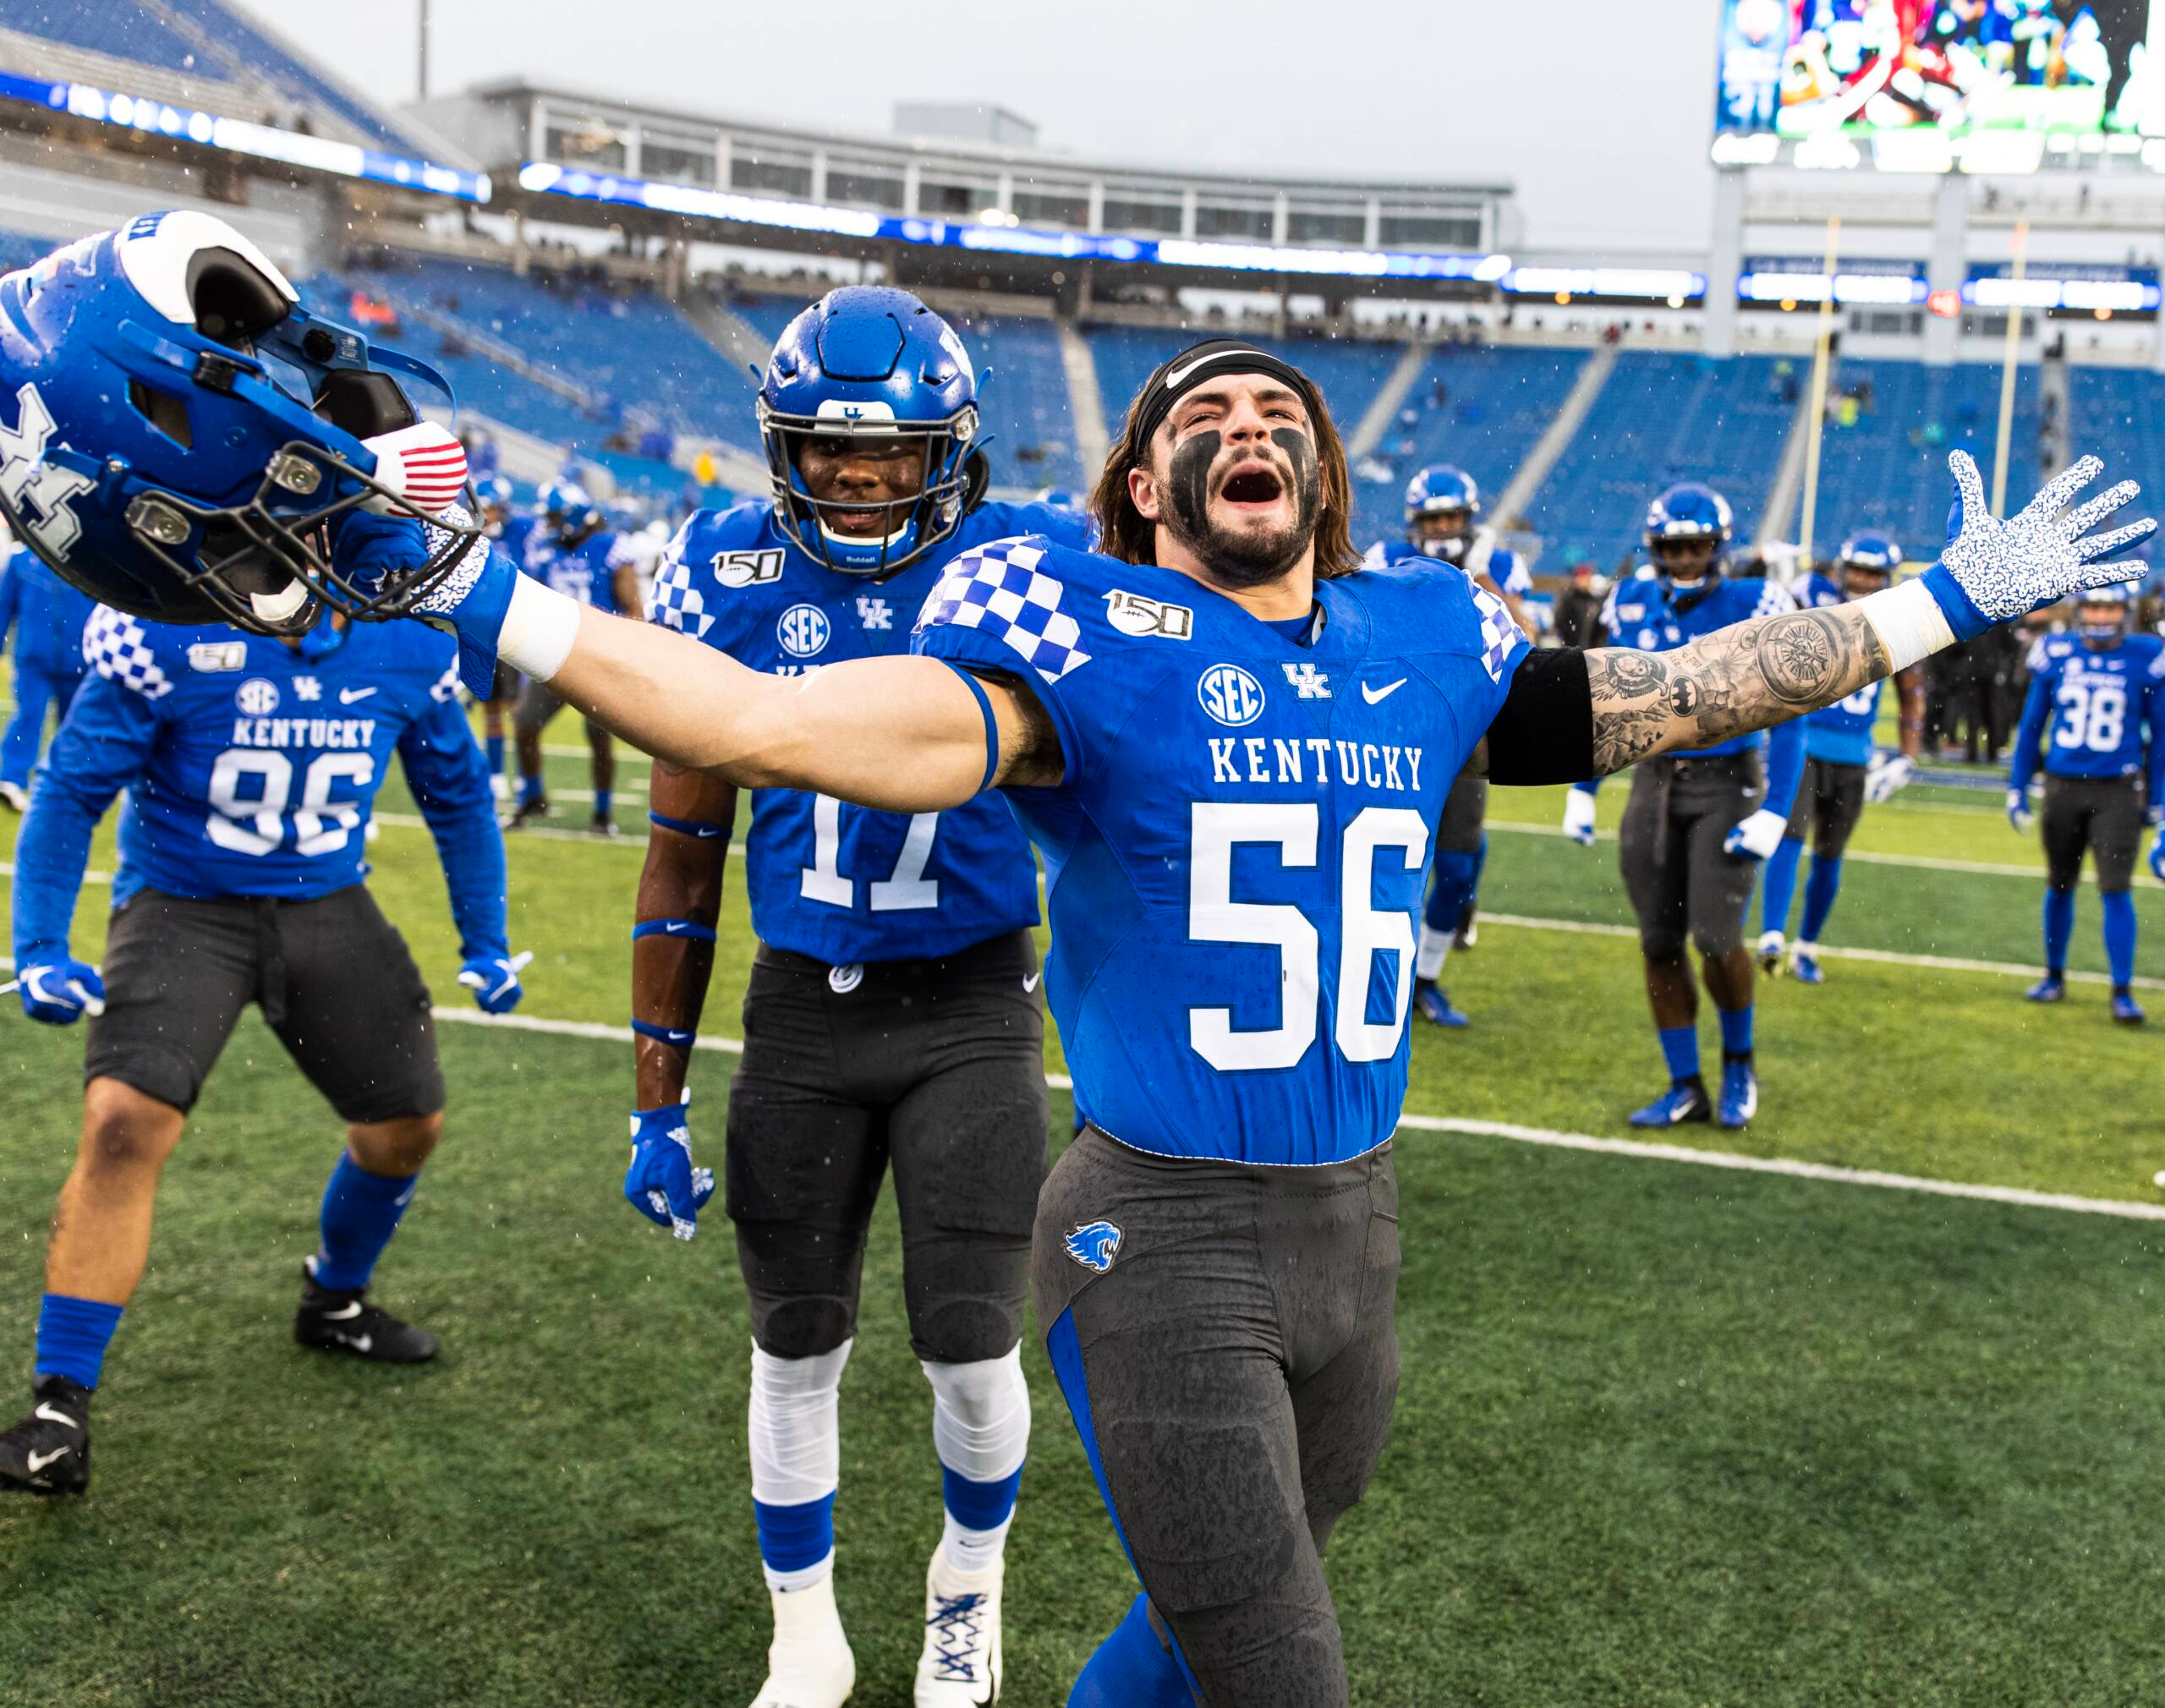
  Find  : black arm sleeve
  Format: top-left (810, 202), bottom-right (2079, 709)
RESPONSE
top-left (1483, 647), bottom-right (1594, 786)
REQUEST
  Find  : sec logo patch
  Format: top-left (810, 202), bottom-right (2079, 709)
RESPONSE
top-left (235, 677), bottom-right (279, 715)
top-left (777, 604), bottom-right (830, 659)
top-left (1198, 663), bottom-right (1265, 728)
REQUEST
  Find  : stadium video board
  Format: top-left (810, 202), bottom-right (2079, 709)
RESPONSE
top-left (1713, 0), bottom-right (2161, 156)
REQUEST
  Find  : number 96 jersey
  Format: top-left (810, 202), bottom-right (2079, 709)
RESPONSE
top-left (648, 497), bottom-right (1093, 965)
top-left (913, 538), bottom-right (1529, 1166)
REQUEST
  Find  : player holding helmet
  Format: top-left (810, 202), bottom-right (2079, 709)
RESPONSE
top-left (1754, 529), bottom-right (1927, 983)
top-left (632, 287), bottom-right (1091, 1706)
top-left (1561, 484), bottom-right (1805, 1129)
top-left (2007, 581), bottom-right (2165, 1021)
top-left (13, 216), bottom-right (2157, 1705)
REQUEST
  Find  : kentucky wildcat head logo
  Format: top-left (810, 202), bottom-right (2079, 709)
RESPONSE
top-left (1063, 1219), bottom-right (1123, 1273)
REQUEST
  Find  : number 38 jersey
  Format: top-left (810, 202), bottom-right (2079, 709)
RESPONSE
top-left (52, 606), bottom-right (482, 908)
top-left (2020, 630), bottom-right (2165, 783)
top-left (913, 539), bottom-right (1530, 1166)
top-left (648, 497), bottom-right (1093, 965)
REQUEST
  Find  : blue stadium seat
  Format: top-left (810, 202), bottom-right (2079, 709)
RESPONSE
top-left (0, 0), bottom-right (210, 77)
top-left (1530, 353), bottom-right (1795, 567)
top-left (943, 311), bottom-right (1082, 490)
top-left (2066, 367), bottom-right (2165, 550)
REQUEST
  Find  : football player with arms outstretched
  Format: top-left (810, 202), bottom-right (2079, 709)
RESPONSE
top-left (1753, 530), bottom-right (1927, 983)
top-left (627, 288), bottom-right (1090, 1707)
top-left (15, 221), bottom-right (2151, 1703)
top-left (0, 216), bottom-right (523, 1496)
top-left (1560, 484), bottom-right (1806, 1130)
top-left (2007, 582), bottom-right (2165, 1021)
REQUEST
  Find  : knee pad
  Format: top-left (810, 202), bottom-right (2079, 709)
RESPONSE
top-left (1640, 928), bottom-right (1686, 964)
top-left (922, 1344), bottom-right (1030, 1486)
top-left (1691, 922), bottom-right (1744, 961)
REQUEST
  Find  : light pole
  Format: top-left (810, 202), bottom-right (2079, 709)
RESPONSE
top-left (417, 0), bottom-right (430, 99)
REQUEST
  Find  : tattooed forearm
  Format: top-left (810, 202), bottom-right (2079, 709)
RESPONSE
top-left (1586, 601), bottom-right (1892, 775)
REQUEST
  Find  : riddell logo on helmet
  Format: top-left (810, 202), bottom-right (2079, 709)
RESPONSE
top-left (0, 383), bottom-right (93, 561)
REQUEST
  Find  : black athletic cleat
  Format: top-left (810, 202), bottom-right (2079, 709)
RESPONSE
top-left (0, 1375), bottom-right (91, 1495)
top-left (506, 795), bottom-right (551, 831)
top-left (589, 810), bottom-right (622, 839)
top-left (295, 1266), bottom-right (440, 1364)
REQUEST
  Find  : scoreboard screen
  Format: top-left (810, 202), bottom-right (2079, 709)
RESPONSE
top-left (1714, 0), bottom-right (2162, 151)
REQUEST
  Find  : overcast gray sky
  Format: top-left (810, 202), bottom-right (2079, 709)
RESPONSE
top-left (231, 0), bottom-right (1718, 254)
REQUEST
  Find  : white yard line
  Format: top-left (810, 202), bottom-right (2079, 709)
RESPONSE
top-left (426, 1007), bottom-right (2162, 1223)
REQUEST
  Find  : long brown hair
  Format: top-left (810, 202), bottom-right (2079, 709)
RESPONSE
top-left (1088, 373), bottom-right (1362, 578)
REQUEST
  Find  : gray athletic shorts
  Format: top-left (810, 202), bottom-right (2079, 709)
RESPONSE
top-left (511, 673), bottom-right (605, 741)
top-left (85, 885), bottom-right (443, 1123)
top-left (1619, 750), bottom-right (1765, 961)
top-left (2042, 772), bottom-right (2145, 893)
top-left (1037, 1125), bottom-right (1401, 1708)
top-left (1784, 757), bottom-right (1867, 862)
top-left (726, 928), bottom-right (1048, 1365)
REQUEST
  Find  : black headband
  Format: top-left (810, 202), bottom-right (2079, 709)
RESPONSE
top-left (1129, 339), bottom-right (1324, 451)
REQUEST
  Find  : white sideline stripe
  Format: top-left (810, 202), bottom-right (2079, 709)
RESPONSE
top-left (1485, 818), bottom-right (2160, 886)
top-left (1475, 910), bottom-right (2165, 992)
top-left (0, 859), bottom-right (107, 886)
top-left (428, 1006), bottom-right (2155, 1222)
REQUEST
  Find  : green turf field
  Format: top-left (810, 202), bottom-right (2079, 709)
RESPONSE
top-left (3, 735), bottom-right (2163, 1706)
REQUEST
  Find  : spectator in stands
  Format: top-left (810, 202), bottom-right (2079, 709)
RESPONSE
top-left (1553, 556), bottom-right (1605, 649)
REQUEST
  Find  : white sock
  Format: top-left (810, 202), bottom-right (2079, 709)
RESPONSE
top-left (1417, 922), bottom-right (1452, 983)
top-left (749, 1339), bottom-right (852, 1593)
top-left (940, 1510), bottom-right (1011, 1578)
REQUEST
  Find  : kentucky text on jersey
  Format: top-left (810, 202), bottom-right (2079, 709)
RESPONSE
top-left (913, 534), bottom-right (1528, 1168)
top-left (644, 497), bottom-right (1092, 965)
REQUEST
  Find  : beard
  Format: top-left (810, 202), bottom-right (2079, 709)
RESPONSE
top-left (1160, 427), bottom-right (1324, 589)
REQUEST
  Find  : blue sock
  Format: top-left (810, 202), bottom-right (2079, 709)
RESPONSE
top-left (312, 1153), bottom-right (419, 1293)
top-left (1069, 1595), bottom-right (1192, 1708)
top-left (518, 771), bottom-right (545, 807)
top-left (2102, 890), bottom-right (2138, 988)
top-left (944, 1464), bottom-right (1023, 1533)
top-left (2042, 886), bottom-right (2076, 974)
top-left (594, 788), bottom-right (612, 819)
top-left (1799, 855), bottom-right (1844, 943)
top-left (35, 1294), bottom-right (123, 1389)
top-left (1466, 832), bottom-right (1488, 910)
top-left (1759, 835), bottom-right (1804, 936)
top-left (753, 1492), bottom-right (836, 1579)
top-left (1718, 1004), bottom-right (1754, 1059)
top-left (1658, 1024), bottom-right (1700, 1083)
top-left (1424, 848), bottom-right (1483, 934)
top-left (485, 733), bottom-right (505, 776)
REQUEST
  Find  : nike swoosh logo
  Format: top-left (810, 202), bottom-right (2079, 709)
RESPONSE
top-left (25, 1446), bottom-right (70, 1473)
top-left (33, 1404), bottom-right (78, 1430)
top-left (1165, 348), bottom-right (1271, 389)
top-left (338, 687), bottom-right (378, 703)
top-left (1022, 972), bottom-right (1041, 993)
top-left (321, 1301), bottom-right (364, 1322)
top-left (329, 1333), bottom-right (373, 1354)
top-left (1361, 679), bottom-right (1407, 704)
top-left (664, 922), bottom-right (697, 933)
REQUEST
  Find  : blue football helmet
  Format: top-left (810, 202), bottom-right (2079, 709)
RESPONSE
top-left (756, 286), bottom-right (985, 576)
top-left (1644, 482), bottom-right (1733, 578)
top-left (1837, 528), bottom-right (1901, 594)
top-left (2077, 579), bottom-right (2132, 643)
top-left (0, 212), bottom-right (476, 632)
top-left (1403, 463), bottom-right (1481, 561)
top-left (474, 473), bottom-right (513, 517)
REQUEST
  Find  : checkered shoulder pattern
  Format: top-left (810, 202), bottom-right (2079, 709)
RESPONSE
top-left (644, 523), bottom-right (715, 640)
top-left (1747, 577), bottom-right (1798, 621)
top-left (915, 538), bottom-right (1092, 683)
top-left (1467, 579), bottom-right (1523, 684)
top-left (81, 605), bottom-right (173, 699)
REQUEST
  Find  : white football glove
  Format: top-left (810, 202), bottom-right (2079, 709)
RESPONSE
top-left (1862, 752), bottom-right (1914, 805)
top-left (1562, 788), bottom-right (1598, 847)
top-left (1925, 451), bottom-right (2154, 635)
top-left (1724, 807), bottom-right (1790, 862)
top-left (2007, 788), bottom-right (2036, 835)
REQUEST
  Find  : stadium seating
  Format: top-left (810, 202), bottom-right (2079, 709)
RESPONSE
top-left (1806, 358), bottom-right (2038, 555)
top-left (0, 0), bottom-right (208, 79)
top-left (1528, 353), bottom-right (1795, 567)
top-left (2066, 366), bottom-right (2165, 547)
top-left (941, 311), bottom-right (1083, 490)
top-left (1357, 344), bottom-right (1589, 549)
top-left (156, 0), bottom-right (421, 151)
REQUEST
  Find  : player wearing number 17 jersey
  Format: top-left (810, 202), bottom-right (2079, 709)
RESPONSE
top-left (629, 287), bottom-right (1090, 1707)
top-left (0, 605), bottom-right (519, 1494)
top-left (2006, 584), bottom-right (2165, 1021)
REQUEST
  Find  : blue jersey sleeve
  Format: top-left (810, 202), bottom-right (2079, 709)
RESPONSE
top-left (11, 667), bottom-right (162, 961)
top-left (1763, 711), bottom-right (1806, 819)
top-left (397, 677), bottom-right (509, 958)
top-left (2144, 644), bottom-right (2165, 807)
top-left (2009, 639), bottom-right (2057, 796)
top-left (0, 552), bottom-right (20, 658)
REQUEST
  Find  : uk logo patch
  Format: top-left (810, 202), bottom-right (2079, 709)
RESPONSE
top-left (1063, 1219), bottom-right (1123, 1273)
top-left (1281, 662), bottom-right (1331, 698)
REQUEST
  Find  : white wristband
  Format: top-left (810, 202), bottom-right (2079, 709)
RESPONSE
top-left (1857, 579), bottom-right (1955, 675)
top-left (496, 574), bottom-right (583, 683)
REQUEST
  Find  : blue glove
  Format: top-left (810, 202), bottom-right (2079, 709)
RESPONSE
top-left (1921, 451), bottom-right (2154, 642)
top-left (457, 948), bottom-right (531, 1014)
top-left (625, 1098), bottom-right (715, 1241)
top-left (15, 951), bottom-right (105, 1025)
top-left (332, 505), bottom-right (518, 698)
top-left (2007, 787), bottom-right (2036, 835)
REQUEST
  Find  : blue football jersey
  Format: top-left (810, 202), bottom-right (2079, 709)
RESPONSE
top-left (2020, 631), bottom-right (2165, 781)
top-left (523, 527), bottom-right (628, 615)
top-left (58, 607), bottom-right (482, 908)
top-left (1360, 539), bottom-right (1531, 599)
top-left (1795, 572), bottom-right (1880, 767)
top-left (646, 498), bottom-right (1091, 964)
top-left (1599, 568), bottom-right (1797, 758)
top-left (913, 537), bottom-right (1530, 1166)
